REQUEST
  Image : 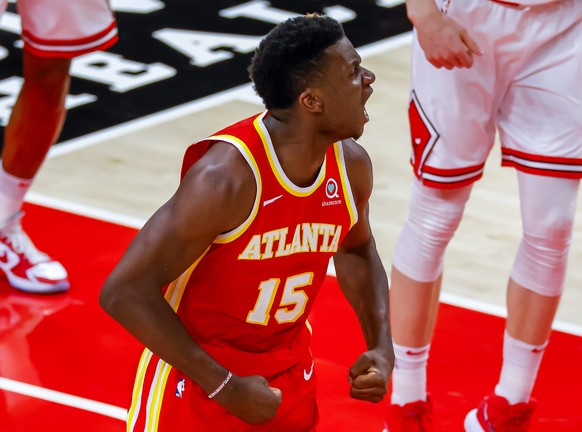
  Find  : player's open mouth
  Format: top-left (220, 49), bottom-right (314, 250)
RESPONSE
top-left (363, 88), bottom-right (372, 121)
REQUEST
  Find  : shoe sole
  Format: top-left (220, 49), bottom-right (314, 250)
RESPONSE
top-left (3, 271), bottom-right (69, 294)
top-left (464, 409), bottom-right (486, 432)
top-left (12, 283), bottom-right (70, 294)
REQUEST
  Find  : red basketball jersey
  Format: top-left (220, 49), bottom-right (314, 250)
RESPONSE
top-left (175, 111), bottom-right (358, 376)
top-left (127, 112), bottom-right (358, 430)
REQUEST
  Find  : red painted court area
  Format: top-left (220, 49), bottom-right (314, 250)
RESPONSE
top-left (1, 204), bottom-right (581, 431)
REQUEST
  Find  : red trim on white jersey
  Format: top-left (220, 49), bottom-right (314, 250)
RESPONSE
top-left (502, 148), bottom-right (582, 179)
top-left (22, 21), bottom-right (118, 58)
top-left (490, 0), bottom-right (563, 6)
top-left (418, 162), bottom-right (486, 189)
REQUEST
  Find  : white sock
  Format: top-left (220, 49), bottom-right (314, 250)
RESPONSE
top-left (0, 164), bottom-right (31, 227)
top-left (495, 330), bottom-right (548, 404)
top-left (391, 343), bottom-right (430, 405)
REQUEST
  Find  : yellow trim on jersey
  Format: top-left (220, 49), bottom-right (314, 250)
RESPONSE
top-left (163, 247), bottom-right (208, 311)
top-left (255, 112), bottom-right (326, 197)
top-left (127, 250), bottom-right (209, 431)
top-left (144, 359), bottom-right (173, 432)
top-left (305, 318), bottom-right (313, 335)
top-left (199, 134), bottom-right (262, 244)
top-left (334, 141), bottom-right (358, 228)
top-left (127, 349), bottom-right (153, 431)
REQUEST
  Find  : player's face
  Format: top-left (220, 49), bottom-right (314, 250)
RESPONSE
top-left (319, 36), bottom-right (375, 140)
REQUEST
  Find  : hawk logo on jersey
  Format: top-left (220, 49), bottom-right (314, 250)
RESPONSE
top-left (175, 378), bottom-right (186, 398)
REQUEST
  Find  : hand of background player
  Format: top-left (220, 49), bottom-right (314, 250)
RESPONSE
top-left (407, 0), bottom-right (483, 69)
top-left (348, 348), bottom-right (393, 403)
top-left (214, 374), bottom-right (282, 424)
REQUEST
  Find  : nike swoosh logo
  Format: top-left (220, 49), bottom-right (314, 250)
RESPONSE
top-left (531, 347), bottom-right (545, 353)
top-left (303, 361), bottom-right (314, 381)
top-left (405, 349), bottom-right (428, 356)
top-left (263, 194), bottom-right (283, 207)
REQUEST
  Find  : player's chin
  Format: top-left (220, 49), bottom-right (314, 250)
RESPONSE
top-left (351, 124), bottom-right (366, 140)
top-left (355, 109), bottom-right (370, 137)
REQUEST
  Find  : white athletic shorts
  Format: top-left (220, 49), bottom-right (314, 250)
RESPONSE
top-left (0, 0), bottom-right (117, 57)
top-left (409, 0), bottom-right (582, 188)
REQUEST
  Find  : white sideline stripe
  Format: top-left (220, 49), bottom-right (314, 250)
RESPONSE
top-left (439, 291), bottom-right (582, 337)
top-left (358, 31), bottom-right (412, 58)
top-left (326, 261), bottom-right (582, 337)
top-left (26, 192), bottom-right (146, 229)
top-left (47, 83), bottom-right (258, 158)
top-left (0, 377), bottom-right (127, 421)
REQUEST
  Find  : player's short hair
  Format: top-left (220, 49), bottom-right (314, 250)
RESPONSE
top-left (248, 14), bottom-right (345, 110)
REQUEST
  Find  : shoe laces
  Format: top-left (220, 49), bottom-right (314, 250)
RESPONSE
top-left (1, 213), bottom-right (48, 265)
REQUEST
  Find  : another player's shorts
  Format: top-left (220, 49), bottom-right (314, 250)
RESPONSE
top-left (127, 349), bottom-right (318, 431)
top-left (409, 0), bottom-right (582, 188)
top-left (0, 0), bottom-right (117, 57)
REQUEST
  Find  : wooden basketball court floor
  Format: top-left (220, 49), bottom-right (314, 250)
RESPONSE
top-left (1, 34), bottom-right (581, 431)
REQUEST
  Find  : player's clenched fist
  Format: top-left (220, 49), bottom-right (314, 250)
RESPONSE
top-left (348, 348), bottom-right (394, 403)
top-left (214, 374), bottom-right (282, 424)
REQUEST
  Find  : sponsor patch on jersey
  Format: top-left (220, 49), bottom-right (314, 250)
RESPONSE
top-left (325, 178), bottom-right (340, 199)
top-left (322, 177), bottom-right (343, 206)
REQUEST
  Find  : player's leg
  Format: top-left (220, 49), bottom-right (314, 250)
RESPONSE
top-left (465, 1), bottom-right (582, 429)
top-left (0, 52), bottom-right (71, 293)
top-left (503, 174), bottom-right (577, 403)
top-left (0, 0), bottom-right (117, 293)
top-left (2, 52), bottom-right (71, 178)
top-left (465, 173), bottom-right (579, 431)
top-left (385, 0), bottom-right (499, 428)
top-left (386, 181), bottom-right (472, 431)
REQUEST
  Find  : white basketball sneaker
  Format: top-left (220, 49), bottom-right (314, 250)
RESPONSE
top-left (0, 213), bottom-right (69, 293)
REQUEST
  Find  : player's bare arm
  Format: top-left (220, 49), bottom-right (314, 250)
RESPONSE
top-left (100, 141), bottom-right (281, 424)
top-left (406, 0), bottom-right (482, 69)
top-left (333, 138), bottom-right (394, 403)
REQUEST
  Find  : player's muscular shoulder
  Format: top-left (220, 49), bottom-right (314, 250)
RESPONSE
top-left (180, 141), bottom-right (256, 232)
top-left (341, 138), bottom-right (373, 204)
top-left (198, 142), bottom-right (255, 192)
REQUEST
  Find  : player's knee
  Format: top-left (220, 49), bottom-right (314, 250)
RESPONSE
top-left (392, 181), bottom-right (471, 282)
top-left (511, 219), bottom-right (574, 297)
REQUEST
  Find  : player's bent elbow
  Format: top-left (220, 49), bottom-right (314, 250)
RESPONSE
top-left (99, 279), bottom-right (124, 318)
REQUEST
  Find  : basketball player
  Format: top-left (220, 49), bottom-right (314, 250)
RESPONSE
top-left (100, 14), bottom-right (394, 431)
top-left (385, 0), bottom-right (581, 431)
top-left (0, 0), bottom-right (118, 293)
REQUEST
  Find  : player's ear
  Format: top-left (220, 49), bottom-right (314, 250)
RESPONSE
top-left (299, 88), bottom-right (323, 113)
